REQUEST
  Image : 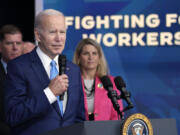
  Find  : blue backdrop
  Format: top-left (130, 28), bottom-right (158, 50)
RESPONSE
top-left (38, 0), bottom-right (180, 134)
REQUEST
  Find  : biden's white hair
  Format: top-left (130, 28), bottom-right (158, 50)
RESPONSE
top-left (34, 9), bottom-right (65, 29)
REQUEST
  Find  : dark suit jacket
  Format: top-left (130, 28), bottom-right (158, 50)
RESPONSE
top-left (0, 60), bottom-right (11, 135)
top-left (4, 49), bottom-right (85, 135)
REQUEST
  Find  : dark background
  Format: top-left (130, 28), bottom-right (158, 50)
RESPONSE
top-left (0, 0), bottom-right (35, 42)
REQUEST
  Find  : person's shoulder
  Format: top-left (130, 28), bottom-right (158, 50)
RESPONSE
top-left (108, 75), bottom-right (115, 79)
top-left (67, 60), bottom-right (79, 69)
top-left (8, 52), bottom-right (32, 66)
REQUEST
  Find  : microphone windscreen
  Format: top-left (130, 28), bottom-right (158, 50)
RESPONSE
top-left (100, 76), bottom-right (113, 90)
top-left (58, 55), bottom-right (66, 67)
top-left (114, 76), bottom-right (126, 89)
top-left (58, 55), bottom-right (66, 75)
top-left (58, 55), bottom-right (66, 100)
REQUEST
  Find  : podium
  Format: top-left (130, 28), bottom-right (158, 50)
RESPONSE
top-left (41, 119), bottom-right (178, 135)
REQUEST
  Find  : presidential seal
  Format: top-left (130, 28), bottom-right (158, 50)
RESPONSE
top-left (122, 113), bottom-right (153, 135)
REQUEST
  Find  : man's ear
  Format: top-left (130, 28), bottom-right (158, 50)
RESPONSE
top-left (34, 28), bottom-right (41, 42)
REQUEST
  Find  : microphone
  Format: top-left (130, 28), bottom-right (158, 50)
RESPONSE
top-left (100, 76), bottom-right (120, 114)
top-left (58, 54), bottom-right (66, 100)
top-left (114, 76), bottom-right (133, 110)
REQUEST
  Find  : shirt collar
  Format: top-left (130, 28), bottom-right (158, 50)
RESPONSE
top-left (1, 58), bottom-right (7, 73)
top-left (36, 47), bottom-right (59, 65)
top-left (36, 47), bottom-right (59, 77)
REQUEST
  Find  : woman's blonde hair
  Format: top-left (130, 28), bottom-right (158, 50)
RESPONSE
top-left (73, 38), bottom-right (109, 77)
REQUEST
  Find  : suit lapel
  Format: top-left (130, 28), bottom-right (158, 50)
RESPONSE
top-left (0, 61), bottom-right (6, 80)
top-left (52, 101), bottom-right (62, 117)
top-left (29, 49), bottom-right (62, 117)
top-left (62, 62), bottom-right (71, 116)
top-left (94, 76), bottom-right (108, 114)
top-left (29, 49), bottom-right (49, 88)
top-left (80, 75), bottom-right (88, 117)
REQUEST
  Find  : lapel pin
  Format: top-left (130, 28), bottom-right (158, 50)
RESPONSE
top-left (97, 83), bottom-right (103, 88)
top-left (66, 67), bottom-right (70, 71)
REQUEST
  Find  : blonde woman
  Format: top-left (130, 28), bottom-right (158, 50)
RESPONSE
top-left (73, 38), bottom-right (123, 120)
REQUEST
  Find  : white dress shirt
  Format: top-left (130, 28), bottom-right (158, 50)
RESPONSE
top-left (36, 47), bottom-right (67, 113)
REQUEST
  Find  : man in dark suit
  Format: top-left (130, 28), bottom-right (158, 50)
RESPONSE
top-left (4, 9), bottom-right (85, 135)
top-left (0, 55), bottom-right (11, 135)
top-left (0, 24), bottom-right (24, 135)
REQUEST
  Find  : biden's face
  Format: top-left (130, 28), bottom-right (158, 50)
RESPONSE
top-left (35, 15), bottom-right (67, 59)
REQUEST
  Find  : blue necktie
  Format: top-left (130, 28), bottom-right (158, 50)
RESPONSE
top-left (50, 60), bottom-right (63, 116)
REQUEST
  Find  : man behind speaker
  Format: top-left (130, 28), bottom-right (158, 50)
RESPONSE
top-left (4, 9), bottom-right (85, 135)
top-left (0, 24), bottom-right (24, 135)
